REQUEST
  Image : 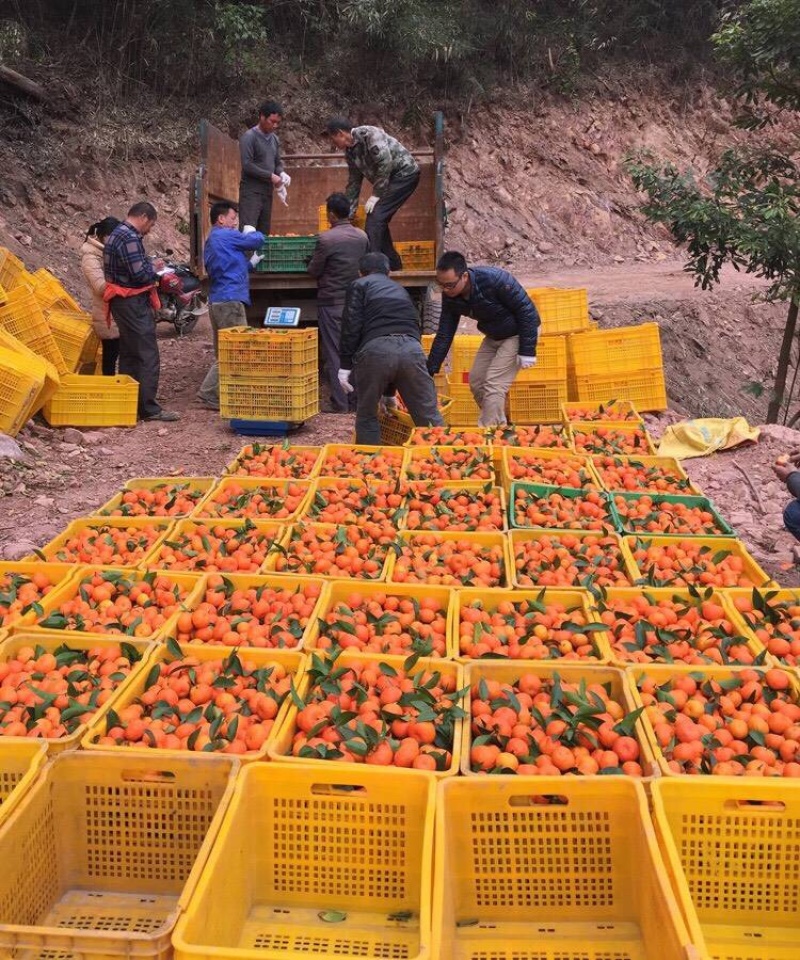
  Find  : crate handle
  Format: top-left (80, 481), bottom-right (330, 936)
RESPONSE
top-left (120, 769), bottom-right (178, 784)
top-left (725, 799), bottom-right (786, 812)
top-left (311, 783), bottom-right (367, 796)
top-left (509, 793), bottom-right (568, 807)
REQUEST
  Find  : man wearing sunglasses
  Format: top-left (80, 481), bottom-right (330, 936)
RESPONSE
top-left (427, 251), bottom-right (540, 426)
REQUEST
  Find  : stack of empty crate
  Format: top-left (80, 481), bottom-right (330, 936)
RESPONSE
top-left (566, 322), bottom-right (667, 411)
top-left (445, 333), bottom-right (568, 425)
top-left (218, 326), bottom-right (319, 432)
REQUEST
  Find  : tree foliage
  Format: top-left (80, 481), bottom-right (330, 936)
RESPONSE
top-left (713, 0), bottom-right (800, 125)
top-left (6, 0), bottom-right (732, 99)
top-left (628, 0), bottom-right (800, 422)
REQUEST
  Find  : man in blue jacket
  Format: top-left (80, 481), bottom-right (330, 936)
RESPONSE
top-left (196, 201), bottom-right (265, 409)
top-left (427, 251), bottom-right (540, 426)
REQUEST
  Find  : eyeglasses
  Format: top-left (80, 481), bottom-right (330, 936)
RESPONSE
top-left (437, 273), bottom-right (466, 291)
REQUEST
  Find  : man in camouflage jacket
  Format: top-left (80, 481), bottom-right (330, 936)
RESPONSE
top-left (324, 118), bottom-right (420, 271)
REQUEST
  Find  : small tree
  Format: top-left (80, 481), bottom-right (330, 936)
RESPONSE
top-left (626, 0), bottom-right (800, 423)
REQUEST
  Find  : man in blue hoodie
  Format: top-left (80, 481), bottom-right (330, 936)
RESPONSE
top-left (427, 251), bottom-right (540, 427)
top-left (196, 201), bottom-right (265, 409)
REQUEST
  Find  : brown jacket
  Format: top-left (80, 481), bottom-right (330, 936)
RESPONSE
top-left (307, 220), bottom-right (369, 305)
top-left (80, 237), bottom-right (119, 339)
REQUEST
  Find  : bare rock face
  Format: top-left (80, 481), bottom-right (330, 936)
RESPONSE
top-left (0, 539), bottom-right (38, 560)
top-left (0, 434), bottom-right (24, 460)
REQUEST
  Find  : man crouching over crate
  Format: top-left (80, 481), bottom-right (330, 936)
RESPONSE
top-left (338, 252), bottom-right (444, 444)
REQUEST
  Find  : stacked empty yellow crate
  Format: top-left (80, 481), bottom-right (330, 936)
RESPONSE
top-left (218, 326), bottom-right (319, 425)
top-left (567, 322), bottom-right (668, 411)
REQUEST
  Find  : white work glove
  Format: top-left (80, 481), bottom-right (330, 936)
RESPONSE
top-left (242, 225), bottom-right (257, 235)
top-left (279, 172), bottom-right (291, 187)
top-left (364, 195), bottom-right (380, 214)
top-left (379, 395), bottom-right (398, 415)
top-left (276, 184), bottom-right (289, 207)
top-left (337, 369), bottom-right (354, 394)
top-left (249, 252), bottom-right (264, 268)
top-left (518, 355), bottom-right (537, 369)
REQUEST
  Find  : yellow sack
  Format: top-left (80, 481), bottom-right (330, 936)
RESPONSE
top-left (656, 417), bottom-right (760, 460)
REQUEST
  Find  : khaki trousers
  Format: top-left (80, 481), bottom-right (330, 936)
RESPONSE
top-left (469, 335), bottom-right (519, 427)
top-left (197, 301), bottom-right (247, 405)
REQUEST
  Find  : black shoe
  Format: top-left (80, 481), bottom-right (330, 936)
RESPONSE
top-left (142, 410), bottom-right (180, 422)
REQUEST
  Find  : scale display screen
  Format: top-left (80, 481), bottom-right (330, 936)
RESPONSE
top-left (264, 307), bottom-right (301, 327)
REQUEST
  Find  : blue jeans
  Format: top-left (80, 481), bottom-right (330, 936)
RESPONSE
top-left (784, 500), bottom-right (800, 541)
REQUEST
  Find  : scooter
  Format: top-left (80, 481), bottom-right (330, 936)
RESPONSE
top-left (153, 252), bottom-right (206, 336)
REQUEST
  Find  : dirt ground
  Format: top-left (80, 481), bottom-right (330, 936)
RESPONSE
top-left (1, 258), bottom-right (798, 588)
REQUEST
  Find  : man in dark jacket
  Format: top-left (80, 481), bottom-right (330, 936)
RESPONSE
top-left (307, 193), bottom-right (369, 412)
top-left (103, 201), bottom-right (179, 422)
top-left (427, 251), bottom-right (540, 426)
top-left (238, 100), bottom-right (288, 234)
top-left (324, 118), bottom-right (419, 272)
top-left (339, 252), bottom-right (443, 444)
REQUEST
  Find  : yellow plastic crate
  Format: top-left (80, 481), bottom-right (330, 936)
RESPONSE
top-left (591, 453), bottom-right (701, 495)
top-left (0, 325), bottom-right (61, 418)
top-left (500, 446), bottom-right (601, 492)
top-left (0, 344), bottom-right (45, 437)
top-left (0, 248), bottom-right (24, 290)
top-left (218, 326), bottom-right (318, 378)
top-left (572, 366), bottom-right (668, 412)
top-left (317, 202), bottom-right (367, 231)
top-left (174, 763), bottom-right (436, 960)
top-left (266, 521), bottom-right (393, 581)
top-left (37, 516), bottom-right (174, 566)
top-left (595, 586), bottom-right (768, 668)
top-left (0, 561), bottom-right (80, 631)
top-left (0, 283), bottom-right (5, 304)
top-left (459, 661), bottom-right (656, 777)
top-left (404, 444), bottom-right (495, 483)
top-left (46, 308), bottom-right (99, 373)
top-left (225, 442), bottom-right (324, 479)
top-left (568, 322), bottom-right (663, 377)
top-left (0, 741), bottom-right (48, 826)
top-left (452, 586), bottom-right (611, 662)
top-left (570, 421), bottom-right (657, 456)
top-left (29, 268), bottom-right (82, 312)
top-left (219, 372), bottom-right (319, 421)
top-left (26, 566), bottom-right (206, 644)
top-left (624, 534), bottom-right (774, 589)
top-left (396, 240), bottom-right (435, 270)
top-left (433, 777), bottom-right (691, 960)
top-left (653, 778), bottom-right (800, 960)
top-left (720, 587), bottom-right (800, 667)
top-left (0, 751), bottom-right (238, 960)
top-left (446, 382), bottom-right (481, 426)
top-left (508, 528), bottom-right (639, 589)
top-left (318, 443), bottom-right (409, 480)
top-left (526, 286), bottom-right (591, 335)
top-left (627, 663), bottom-right (799, 777)
top-left (269, 651), bottom-right (465, 777)
top-left (83, 645), bottom-right (305, 761)
top-left (192, 476), bottom-right (312, 521)
top-left (94, 476), bottom-right (219, 518)
top-left (170, 571), bottom-right (328, 650)
top-left (404, 481), bottom-right (507, 532)
top-left (508, 380), bottom-right (568, 424)
top-left (145, 518), bottom-right (283, 573)
top-left (387, 529), bottom-right (512, 588)
top-left (450, 335), bottom-right (483, 380)
top-left (43, 373), bottom-right (139, 426)
top-left (379, 407), bottom-right (415, 445)
top-left (0, 631), bottom-right (153, 753)
top-left (0, 286), bottom-right (67, 374)
top-left (305, 577), bottom-right (457, 658)
top-left (562, 399), bottom-right (643, 423)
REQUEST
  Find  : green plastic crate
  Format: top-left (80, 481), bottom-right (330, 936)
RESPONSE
top-left (509, 480), bottom-right (616, 532)
top-left (607, 490), bottom-right (734, 538)
top-left (254, 236), bottom-right (318, 273)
